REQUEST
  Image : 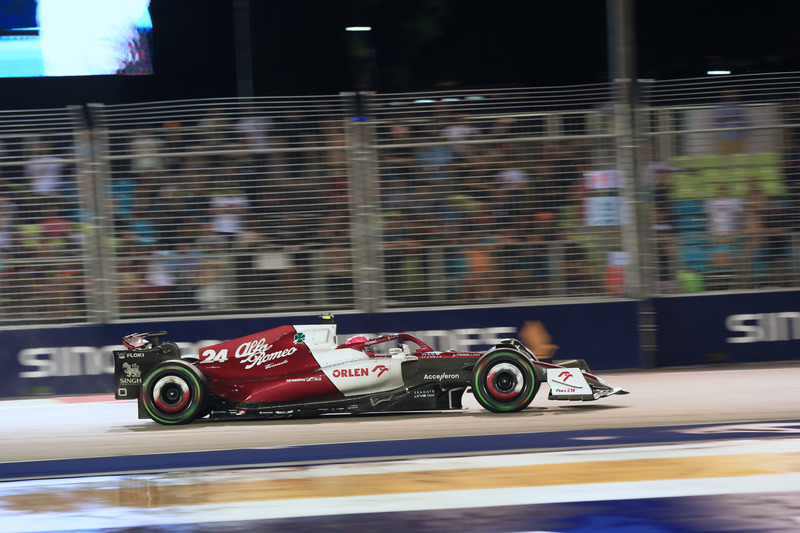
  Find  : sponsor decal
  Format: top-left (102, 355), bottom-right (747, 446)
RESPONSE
top-left (294, 332), bottom-right (306, 344)
top-left (233, 338), bottom-right (297, 370)
top-left (553, 387), bottom-right (579, 393)
top-left (118, 377), bottom-right (141, 386)
top-left (551, 371), bottom-right (581, 389)
top-left (423, 373), bottom-right (460, 380)
top-left (413, 389), bottom-right (435, 398)
top-left (122, 362), bottom-right (141, 378)
top-left (333, 368), bottom-right (369, 378)
top-left (118, 352), bottom-right (145, 359)
top-left (332, 366), bottom-right (391, 378)
top-left (725, 312), bottom-right (800, 344)
top-left (546, 367), bottom-right (591, 395)
top-left (286, 376), bottom-right (323, 383)
top-left (264, 360), bottom-right (289, 371)
top-left (550, 370), bottom-right (578, 388)
top-left (19, 347), bottom-right (114, 379)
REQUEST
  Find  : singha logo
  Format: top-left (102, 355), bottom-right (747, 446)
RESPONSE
top-left (122, 362), bottom-right (141, 378)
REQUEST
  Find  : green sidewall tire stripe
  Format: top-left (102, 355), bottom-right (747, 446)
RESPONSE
top-left (473, 350), bottom-right (537, 412)
top-left (143, 364), bottom-right (202, 425)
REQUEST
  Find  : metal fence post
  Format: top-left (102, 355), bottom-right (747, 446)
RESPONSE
top-left (85, 104), bottom-right (116, 322)
top-left (608, 0), bottom-right (657, 367)
top-left (344, 92), bottom-right (383, 313)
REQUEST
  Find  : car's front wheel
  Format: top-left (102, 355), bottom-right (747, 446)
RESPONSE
top-left (471, 349), bottom-right (539, 413)
top-left (141, 360), bottom-right (207, 425)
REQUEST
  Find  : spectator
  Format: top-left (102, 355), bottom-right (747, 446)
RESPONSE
top-left (651, 209), bottom-right (678, 293)
top-left (460, 151), bottom-right (495, 203)
top-left (782, 135), bottom-right (800, 234)
top-left (161, 121), bottom-right (185, 172)
top-left (236, 108), bottom-right (272, 156)
top-left (318, 228), bottom-right (354, 306)
top-left (128, 128), bottom-right (163, 177)
top-left (194, 232), bottom-right (231, 311)
top-left (0, 182), bottom-right (18, 254)
top-left (441, 115), bottom-right (480, 163)
top-left (197, 108), bottom-right (234, 154)
top-left (110, 173), bottom-right (138, 229)
top-left (116, 240), bottom-right (147, 316)
top-left (517, 213), bottom-right (557, 297)
top-left (25, 139), bottom-right (66, 219)
top-left (209, 187), bottom-right (249, 246)
top-left (714, 90), bottom-right (750, 154)
top-left (495, 154), bottom-right (528, 192)
top-left (415, 122), bottom-right (453, 186)
top-left (381, 123), bottom-right (417, 211)
top-left (741, 177), bottom-right (767, 287)
top-left (706, 182), bottom-right (741, 241)
top-left (563, 241), bottom-right (593, 296)
top-left (275, 213), bottom-right (316, 306)
top-left (461, 217), bottom-right (499, 301)
top-left (762, 197), bottom-right (792, 286)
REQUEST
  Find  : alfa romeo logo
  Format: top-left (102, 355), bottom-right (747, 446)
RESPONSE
top-left (294, 332), bottom-right (306, 344)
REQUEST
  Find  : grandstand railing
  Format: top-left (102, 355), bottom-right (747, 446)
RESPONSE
top-left (1, 73), bottom-right (799, 327)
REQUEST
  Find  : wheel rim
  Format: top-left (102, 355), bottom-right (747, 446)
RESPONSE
top-left (485, 362), bottom-right (524, 401)
top-left (152, 375), bottom-right (191, 413)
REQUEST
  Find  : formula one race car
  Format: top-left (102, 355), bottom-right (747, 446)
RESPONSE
top-left (113, 315), bottom-right (628, 425)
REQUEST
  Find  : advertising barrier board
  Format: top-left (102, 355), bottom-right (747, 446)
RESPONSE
top-left (654, 290), bottom-right (800, 366)
top-left (0, 301), bottom-right (640, 398)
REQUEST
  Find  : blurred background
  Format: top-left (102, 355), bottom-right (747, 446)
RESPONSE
top-left (1, 0), bottom-right (799, 396)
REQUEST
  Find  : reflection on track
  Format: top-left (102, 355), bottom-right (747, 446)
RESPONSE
top-left (2, 439), bottom-right (800, 532)
top-left (2, 419), bottom-right (800, 481)
top-left (1, 366), bottom-right (800, 532)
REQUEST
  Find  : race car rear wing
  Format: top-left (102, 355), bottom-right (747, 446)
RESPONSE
top-left (113, 332), bottom-right (180, 400)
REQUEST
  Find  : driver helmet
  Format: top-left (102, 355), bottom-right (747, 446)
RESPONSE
top-left (345, 335), bottom-right (369, 346)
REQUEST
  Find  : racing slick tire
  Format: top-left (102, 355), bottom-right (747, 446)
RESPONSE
top-left (471, 349), bottom-right (539, 413)
top-left (140, 360), bottom-right (207, 425)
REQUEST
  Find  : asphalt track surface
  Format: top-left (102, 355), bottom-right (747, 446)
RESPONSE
top-left (4, 365), bottom-right (800, 465)
top-left (1, 364), bottom-right (800, 532)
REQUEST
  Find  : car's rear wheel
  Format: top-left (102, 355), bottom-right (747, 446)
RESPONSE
top-left (141, 360), bottom-right (207, 425)
top-left (472, 349), bottom-right (539, 413)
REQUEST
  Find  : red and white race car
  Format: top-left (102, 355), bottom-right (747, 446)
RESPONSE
top-left (114, 315), bottom-right (628, 425)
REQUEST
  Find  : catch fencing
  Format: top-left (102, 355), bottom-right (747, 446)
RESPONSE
top-left (1, 73), bottom-right (799, 327)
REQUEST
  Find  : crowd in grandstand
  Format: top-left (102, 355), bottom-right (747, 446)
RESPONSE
top-left (0, 91), bottom-right (799, 322)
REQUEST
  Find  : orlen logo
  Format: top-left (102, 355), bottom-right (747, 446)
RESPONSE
top-left (333, 368), bottom-right (369, 378)
top-left (333, 365), bottom-right (390, 378)
top-left (559, 371), bottom-right (573, 382)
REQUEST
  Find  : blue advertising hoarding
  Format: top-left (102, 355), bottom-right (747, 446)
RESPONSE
top-left (654, 290), bottom-right (800, 366)
top-left (0, 301), bottom-right (640, 398)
